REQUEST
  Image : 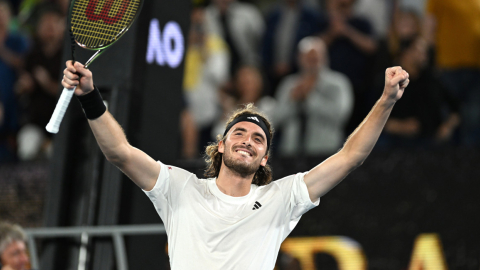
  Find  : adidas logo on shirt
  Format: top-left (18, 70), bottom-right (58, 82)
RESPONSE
top-left (252, 201), bottom-right (262, 210)
top-left (248, 116), bottom-right (259, 122)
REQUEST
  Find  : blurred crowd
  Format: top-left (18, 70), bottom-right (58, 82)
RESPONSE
top-left (181, 0), bottom-right (480, 160)
top-left (1, 0), bottom-right (480, 163)
top-left (0, 0), bottom-right (66, 162)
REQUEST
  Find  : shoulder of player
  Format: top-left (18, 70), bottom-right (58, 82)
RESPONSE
top-left (162, 164), bottom-right (197, 181)
top-left (258, 173), bottom-right (306, 191)
top-left (165, 164), bottom-right (215, 185)
top-left (250, 173), bottom-right (307, 205)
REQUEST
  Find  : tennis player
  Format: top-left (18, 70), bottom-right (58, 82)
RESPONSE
top-left (62, 61), bottom-right (409, 269)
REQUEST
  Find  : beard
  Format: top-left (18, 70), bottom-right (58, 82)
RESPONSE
top-left (223, 150), bottom-right (261, 178)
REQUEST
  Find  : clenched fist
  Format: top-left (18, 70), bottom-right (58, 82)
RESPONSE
top-left (383, 66), bottom-right (410, 102)
top-left (62, 61), bottom-right (94, 96)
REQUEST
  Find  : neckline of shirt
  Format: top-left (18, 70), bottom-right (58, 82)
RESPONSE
top-left (208, 178), bottom-right (256, 204)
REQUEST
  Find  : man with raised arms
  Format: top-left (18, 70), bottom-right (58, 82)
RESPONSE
top-left (62, 53), bottom-right (409, 269)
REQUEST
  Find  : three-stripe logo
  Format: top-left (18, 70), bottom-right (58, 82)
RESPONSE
top-left (252, 201), bottom-right (262, 210)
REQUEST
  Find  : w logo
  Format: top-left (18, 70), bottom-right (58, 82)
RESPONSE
top-left (86, 0), bottom-right (130, 25)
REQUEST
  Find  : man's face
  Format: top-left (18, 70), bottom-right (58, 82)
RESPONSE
top-left (0, 240), bottom-right (30, 270)
top-left (219, 122), bottom-right (268, 178)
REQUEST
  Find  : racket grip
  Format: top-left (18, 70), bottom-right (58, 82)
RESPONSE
top-left (46, 87), bottom-right (76, 134)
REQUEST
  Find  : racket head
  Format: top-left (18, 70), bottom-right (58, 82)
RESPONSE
top-left (68, 0), bottom-right (143, 50)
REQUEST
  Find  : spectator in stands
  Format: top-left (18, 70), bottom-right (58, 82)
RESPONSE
top-left (274, 37), bottom-right (353, 156)
top-left (0, 0), bottom-right (28, 162)
top-left (384, 38), bottom-right (460, 146)
top-left (18, 0), bottom-right (69, 34)
top-left (212, 65), bottom-right (276, 139)
top-left (0, 222), bottom-right (30, 270)
top-left (353, 0), bottom-right (394, 38)
top-left (318, 0), bottom-right (376, 133)
top-left (16, 7), bottom-right (64, 160)
top-left (374, 8), bottom-right (421, 72)
top-left (235, 66), bottom-right (276, 115)
top-left (180, 108), bottom-right (199, 160)
top-left (426, 0), bottom-right (480, 146)
top-left (183, 6), bottom-right (230, 155)
top-left (204, 0), bottom-right (265, 76)
top-left (262, 0), bottom-right (324, 95)
top-left (372, 7), bottom-right (435, 98)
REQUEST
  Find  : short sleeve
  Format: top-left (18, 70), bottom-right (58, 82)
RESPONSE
top-left (143, 162), bottom-right (170, 198)
top-left (143, 162), bottom-right (172, 223)
top-left (274, 173), bottom-right (319, 238)
top-left (288, 172), bottom-right (320, 221)
top-left (275, 173), bottom-right (320, 221)
top-left (143, 161), bottom-right (195, 224)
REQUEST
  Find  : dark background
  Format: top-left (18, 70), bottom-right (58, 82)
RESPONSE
top-left (2, 0), bottom-right (477, 268)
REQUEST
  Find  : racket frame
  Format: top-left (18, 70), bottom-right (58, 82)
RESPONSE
top-left (45, 0), bottom-right (143, 134)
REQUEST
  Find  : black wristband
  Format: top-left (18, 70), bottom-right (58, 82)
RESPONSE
top-left (76, 85), bottom-right (107, 119)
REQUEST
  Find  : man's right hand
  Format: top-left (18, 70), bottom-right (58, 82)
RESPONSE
top-left (62, 61), bottom-right (94, 96)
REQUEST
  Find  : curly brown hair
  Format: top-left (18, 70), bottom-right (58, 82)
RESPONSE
top-left (204, 104), bottom-right (274, 186)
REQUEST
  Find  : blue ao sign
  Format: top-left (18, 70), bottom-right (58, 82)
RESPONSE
top-left (146, 19), bottom-right (185, 68)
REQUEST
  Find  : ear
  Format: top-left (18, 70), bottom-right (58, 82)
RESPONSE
top-left (218, 140), bottom-right (224, 154)
top-left (260, 155), bottom-right (268, 167)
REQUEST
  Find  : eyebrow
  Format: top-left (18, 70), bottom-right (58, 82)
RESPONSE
top-left (232, 127), bottom-right (266, 143)
top-left (232, 127), bottom-right (247, 133)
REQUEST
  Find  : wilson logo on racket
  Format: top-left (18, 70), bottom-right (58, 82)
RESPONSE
top-left (85, 0), bottom-right (130, 25)
top-left (46, 0), bottom-right (142, 134)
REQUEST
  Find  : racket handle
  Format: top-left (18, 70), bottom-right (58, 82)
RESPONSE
top-left (46, 87), bottom-right (76, 134)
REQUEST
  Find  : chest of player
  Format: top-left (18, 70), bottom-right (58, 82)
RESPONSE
top-left (173, 180), bottom-right (289, 239)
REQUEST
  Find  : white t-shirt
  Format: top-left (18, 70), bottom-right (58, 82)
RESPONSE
top-left (143, 161), bottom-right (319, 270)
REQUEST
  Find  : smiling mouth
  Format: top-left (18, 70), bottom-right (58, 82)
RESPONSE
top-left (236, 149), bottom-right (252, 157)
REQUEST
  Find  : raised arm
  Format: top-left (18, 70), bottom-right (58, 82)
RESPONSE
top-left (62, 61), bottom-right (160, 191)
top-left (304, 67), bottom-right (409, 201)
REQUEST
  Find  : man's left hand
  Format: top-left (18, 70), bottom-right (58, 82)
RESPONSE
top-left (383, 66), bottom-right (409, 102)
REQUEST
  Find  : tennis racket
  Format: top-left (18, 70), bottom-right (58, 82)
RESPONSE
top-left (46, 0), bottom-right (143, 134)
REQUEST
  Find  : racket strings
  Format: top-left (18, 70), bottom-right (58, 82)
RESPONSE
top-left (85, 0), bottom-right (128, 44)
top-left (75, 0), bottom-right (132, 45)
top-left (71, 0), bottom-right (140, 48)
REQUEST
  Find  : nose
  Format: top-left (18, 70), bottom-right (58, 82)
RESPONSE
top-left (241, 135), bottom-right (252, 146)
